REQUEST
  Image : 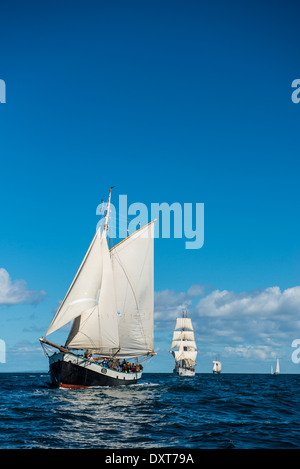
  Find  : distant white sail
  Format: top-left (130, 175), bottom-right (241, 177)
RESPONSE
top-left (276, 358), bottom-right (280, 374)
top-left (175, 317), bottom-right (193, 331)
top-left (171, 339), bottom-right (197, 350)
top-left (213, 360), bottom-right (221, 373)
top-left (172, 330), bottom-right (195, 342)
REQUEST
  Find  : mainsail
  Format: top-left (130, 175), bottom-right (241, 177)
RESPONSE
top-left (45, 192), bottom-right (155, 360)
top-left (110, 222), bottom-right (154, 358)
top-left (170, 314), bottom-right (197, 367)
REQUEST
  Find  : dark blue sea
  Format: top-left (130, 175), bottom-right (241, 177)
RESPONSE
top-left (0, 372), bottom-right (300, 451)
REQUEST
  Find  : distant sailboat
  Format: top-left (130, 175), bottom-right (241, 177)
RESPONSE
top-left (170, 311), bottom-right (197, 377)
top-left (271, 359), bottom-right (280, 375)
top-left (212, 359), bottom-right (221, 374)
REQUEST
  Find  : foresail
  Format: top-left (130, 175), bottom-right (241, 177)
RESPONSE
top-left (46, 228), bottom-right (103, 336)
top-left (66, 233), bottom-right (119, 353)
top-left (110, 221), bottom-right (155, 358)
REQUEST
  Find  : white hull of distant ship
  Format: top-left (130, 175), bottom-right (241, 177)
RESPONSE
top-left (40, 188), bottom-right (156, 388)
top-left (170, 312), bottom-right (197, 377)
top-left (173, 363), bottom-right (196, 377)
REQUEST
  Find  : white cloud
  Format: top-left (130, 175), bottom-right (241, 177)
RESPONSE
top-left (196, 286), bottom-right (300, 320)
top-left (195, 286), bottom-right (300, 348)
top-left (187, 284), bottom-right (207, 297)
top-left (154, 288), bottom-right (192, 322)
top-left (0, 268), bottom-right (46, 306)
top-left (224, 345), bottom-right (277, 361)
top-left (154, 283), bottom-right (210, 323)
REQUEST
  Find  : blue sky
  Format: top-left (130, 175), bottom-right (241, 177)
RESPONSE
top-left (1, 0), bottom-right (300, 373)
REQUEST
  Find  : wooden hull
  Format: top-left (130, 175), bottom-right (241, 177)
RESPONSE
top-left (49, 352), bottom-right (142, 388)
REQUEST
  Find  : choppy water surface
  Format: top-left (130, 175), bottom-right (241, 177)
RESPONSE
top-left (0, 372), bottom-right (300, 449)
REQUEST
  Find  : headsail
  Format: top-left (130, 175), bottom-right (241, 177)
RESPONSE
top-left (46, 228), bottom-right (103, 336)
top-left (65, 229), bottom-right (119, 354)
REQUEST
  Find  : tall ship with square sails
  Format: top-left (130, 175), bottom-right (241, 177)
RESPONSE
top-left (40, 188), bottom-right (156, 388)
top-left (170, 311), bottom-right (197, 377)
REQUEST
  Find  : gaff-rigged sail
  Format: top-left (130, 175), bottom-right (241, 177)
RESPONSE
top-left (110, 221), bottom-right (155, 358)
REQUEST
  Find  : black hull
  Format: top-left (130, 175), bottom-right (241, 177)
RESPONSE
top-left (49, 353), bottom-right (141, 388)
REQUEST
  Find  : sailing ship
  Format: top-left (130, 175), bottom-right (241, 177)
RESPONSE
top-left (170, 312), bottom-right (197, 377)
top-left (212, 359), bottom-right (221, 374)
top-left (40, 188), bottom-right (156, 388)
top-left (271, 358), bottom-right (280, 375)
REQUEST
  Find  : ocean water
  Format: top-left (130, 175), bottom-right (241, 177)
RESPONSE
top-left (0, 372), bottom-right (300, 450)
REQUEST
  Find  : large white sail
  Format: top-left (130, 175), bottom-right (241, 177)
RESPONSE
top-left (46, 228), bottom-right (103, 336)
top-left (110, 221), bottom-right (155, 358)
top-left (66, 231), bottom-right (119, 354)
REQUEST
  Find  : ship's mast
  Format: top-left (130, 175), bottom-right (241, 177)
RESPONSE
top-left (103, 186), bottom-right (114, 234)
